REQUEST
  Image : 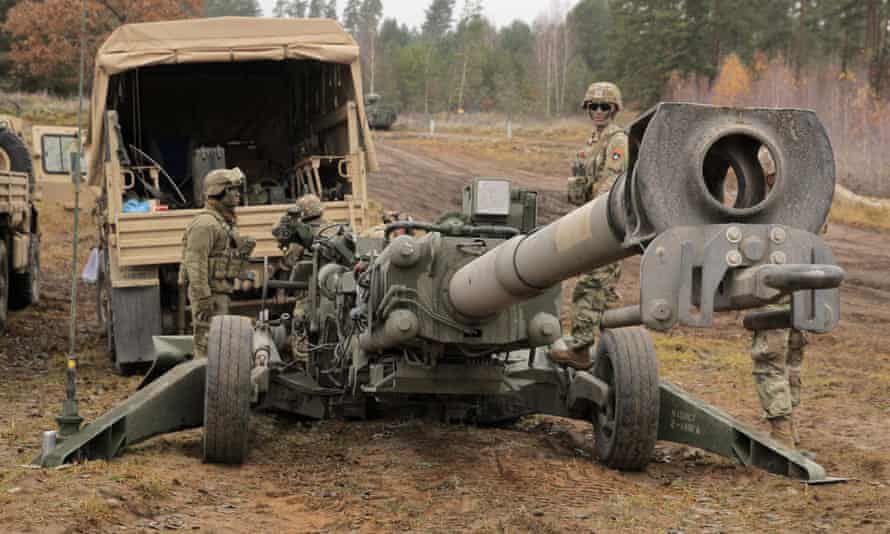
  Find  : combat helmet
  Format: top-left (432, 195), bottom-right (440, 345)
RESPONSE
top-left (582, 82), bottom-right (623, 111)
top-left (296, 193), bottom-right (324, 220)
top-left (205, 167), bottom-right (245, 197)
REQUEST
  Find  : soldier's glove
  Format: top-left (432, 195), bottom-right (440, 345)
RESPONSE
top-left (238, 237), bottom-right (257, 259)
top-left (571, 158), bottom-right (586, 178)
top-left (195, 297), bottom-right (213, 323)
top-left (567, 176), bottom-right (591, 206)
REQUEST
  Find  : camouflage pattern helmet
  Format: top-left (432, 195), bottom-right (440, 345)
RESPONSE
top-left (205, 167), bottom-right (245, 197)
top-left (296, 193), bottom-right (324, 220)
top-left (583, 82), bottom-right (623, 111)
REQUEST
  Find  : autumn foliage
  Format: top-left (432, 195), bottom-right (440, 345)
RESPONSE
top-left (3, 0), bottom-right (200, 91)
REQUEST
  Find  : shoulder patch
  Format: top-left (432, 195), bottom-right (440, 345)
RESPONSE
top-left (611, 148), bottom-right (624, 161)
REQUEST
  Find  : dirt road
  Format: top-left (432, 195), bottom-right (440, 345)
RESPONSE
top-left (1, 136), bottom-right (888, 533)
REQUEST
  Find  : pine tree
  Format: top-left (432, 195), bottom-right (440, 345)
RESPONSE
top-left (422, 0), bottom-right (455, 40)
top-left (342, 0), bottom-right (361, 34)
top-left (308, 0), bottom-right (324, 17)
top-left (324, 0), bottom-right (338, 20)
top-left (204, 0), bottom-right (261, 17)
top-left (359, 0), bottom-right (384, 92)
top-left (272, 0), bottom-right (308, 17)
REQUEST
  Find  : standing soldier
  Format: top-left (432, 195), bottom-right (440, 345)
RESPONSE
top-left (750, 148), bottom-right (809, 448)
top-left (181, 168), bottom-right (254, 360)
top-left (550, 82), bottom-right (628, 370)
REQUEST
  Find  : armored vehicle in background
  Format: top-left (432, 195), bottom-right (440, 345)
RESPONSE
top-left (85, 18), bottom-right (380, 372)
top-left (0, 113), bottom-right (41, 331)
top-left (364, 93), bottom-right (398, 130)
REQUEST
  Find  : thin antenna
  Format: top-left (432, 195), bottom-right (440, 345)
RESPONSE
top-left (57, 0), bottom-right (89, 440)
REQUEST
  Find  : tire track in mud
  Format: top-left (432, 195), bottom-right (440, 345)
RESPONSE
top-left (369, 140), bottom-right (572, 223)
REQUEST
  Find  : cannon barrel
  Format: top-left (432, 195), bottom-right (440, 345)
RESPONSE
top-left (449, 103), bottom-right (837, 320)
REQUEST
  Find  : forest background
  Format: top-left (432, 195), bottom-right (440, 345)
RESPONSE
top-left (0, 0), bottom-right (888, 195)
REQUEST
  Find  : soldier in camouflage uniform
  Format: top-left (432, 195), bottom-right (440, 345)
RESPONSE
top-left (180, 168), bottom-right (255, 360)
top-left (750, 148), bottom-right (809, 448)
top-left (273, 194), bottom-right (327, 368)
top-left (550, 82), bottom-right (628, 370)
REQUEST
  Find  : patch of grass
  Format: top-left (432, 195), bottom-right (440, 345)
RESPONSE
top-left (134, 472), bottom-right (172, 500)
top-left (829, 196), bottom-right (890, 231)
top-left (0, 90), bottom-right (82, 127)
top-left (69, 493), bottom-right (118, 531)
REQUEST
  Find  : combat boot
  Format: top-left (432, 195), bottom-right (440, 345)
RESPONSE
top-left (768, 415), bottom-right (795, 449)
top-left (549, 342), bottom-right (592, 370)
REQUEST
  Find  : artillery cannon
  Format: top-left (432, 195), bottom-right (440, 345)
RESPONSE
top-left (39, 103), bottom-right (844, 483)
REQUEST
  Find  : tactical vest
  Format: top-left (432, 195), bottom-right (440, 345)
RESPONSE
top-left (586, 124), bottom-right (624, 193)
top-left (180, 209), bottom-right (245, 293)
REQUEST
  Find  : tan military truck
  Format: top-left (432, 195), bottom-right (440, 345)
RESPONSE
top-left (0, 115), bottom-right (40, 331)
top-left (86, 17), bottom-right (379, 371)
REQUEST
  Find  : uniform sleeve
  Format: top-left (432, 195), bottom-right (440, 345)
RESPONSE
top-left (184, 219), bottom-right (214, 301)
top-left (601, 132), bottom-right (628, 190)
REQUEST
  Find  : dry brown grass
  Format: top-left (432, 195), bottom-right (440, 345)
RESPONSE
top-left (829, 195), bottom-right (890, 231)
top-left (0, 90), bottom-right (82, 126)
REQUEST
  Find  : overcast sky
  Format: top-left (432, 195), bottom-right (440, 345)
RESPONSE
top-left (257, 0), bottom-right (580, 29)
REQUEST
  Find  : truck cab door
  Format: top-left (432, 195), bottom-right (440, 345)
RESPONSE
top-left (31, 125), bottom-right (80, 202)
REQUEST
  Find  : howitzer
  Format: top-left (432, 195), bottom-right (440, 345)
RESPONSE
top-left (39, 104), bottom-right (844, 483)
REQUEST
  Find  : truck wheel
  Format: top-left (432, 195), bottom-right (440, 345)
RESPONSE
top-left (204, 315), bottom-right (254, 464)
top-left (0, 242), bottom-right (8, 332)
top-left (591, 327), bottom-right (660, 471)
top-left (0, 128), bottom-right (34, 190)
top-left (9, 234), bottom-right (39, 309)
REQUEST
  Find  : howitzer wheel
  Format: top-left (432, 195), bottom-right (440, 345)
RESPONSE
top-left (591, 327), bottom-right (660, 470)
top-left (204, 315), bottom-right (254, 464)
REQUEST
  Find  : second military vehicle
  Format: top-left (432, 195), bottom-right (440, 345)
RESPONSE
top-left (0, 113), bottom-right (41, 331)
top-left (364, 93), bottom-right (398, 130)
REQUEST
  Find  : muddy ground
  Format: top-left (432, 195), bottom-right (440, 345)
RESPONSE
top-left (1, 131), bottom-right (889, 533)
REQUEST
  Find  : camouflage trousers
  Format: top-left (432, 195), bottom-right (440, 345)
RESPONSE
top-left (191, 293), bottom-right (231, 360)
top-left (567, 262), bottom-right (622, 349)
top-left (751, 328), bottom-right (808, 419)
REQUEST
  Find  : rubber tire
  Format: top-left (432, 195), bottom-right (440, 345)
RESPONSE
top-left (203, 315), bottom-right (254, 465)
top-left (0, 242), bottom-right (8, 333)
top-left (0, 128), bottom-right (34, 191)
top-left (591, 327), bottom-right (660, 471)
top-left (9, 234), bottom-right (39, 309)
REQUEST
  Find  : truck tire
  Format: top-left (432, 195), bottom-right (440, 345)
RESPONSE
top-left (0, 127), bottom-right (34, 191)
top-left (0, 242), bottom-right (8, 332)
top-left (204, 315), bottom-right (253, 465)
top-left (591, 327), bottom-right (660, 471)
top-left (9, 234), bottom-right (39, 309)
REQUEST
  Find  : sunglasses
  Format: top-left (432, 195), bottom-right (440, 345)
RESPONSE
top-left (587, 103), bottom-right (613, 112)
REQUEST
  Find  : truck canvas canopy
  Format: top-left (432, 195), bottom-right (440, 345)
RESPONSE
top-left (86, 16), bottom-right (378, 188)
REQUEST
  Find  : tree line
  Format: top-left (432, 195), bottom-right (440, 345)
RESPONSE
top-left (1, 0), bottom-right (890, 115)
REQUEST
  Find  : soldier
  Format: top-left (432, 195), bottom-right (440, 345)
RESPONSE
top-left (273, 194), bottom-right (327, 368)
top-left (551, 82), bottom-right (628, 370)
top-left (751, 147), bottom-right (809, 448)
top-left (180, 168), bottom-right (254, 359)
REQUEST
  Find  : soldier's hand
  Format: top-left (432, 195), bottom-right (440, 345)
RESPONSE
top-left (571, 159), bottom-right (586, 178)
top-left (567, 176), bottom-right (590, 206)
top-left (238, 237), bottom-right (257, 258)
